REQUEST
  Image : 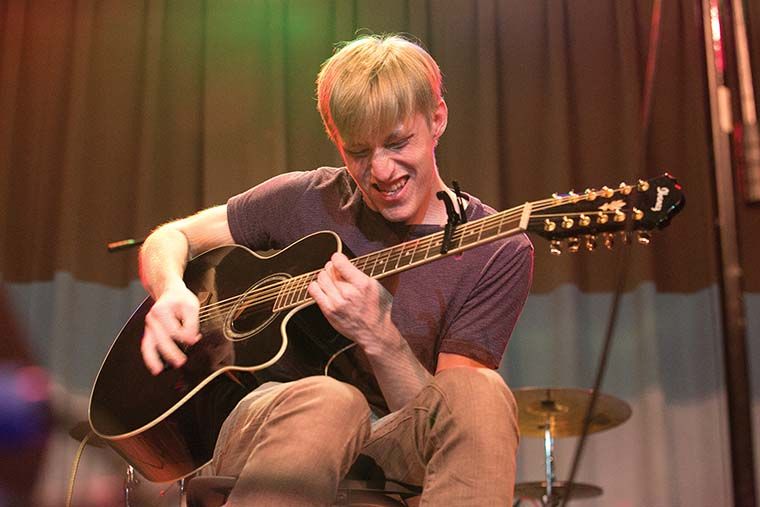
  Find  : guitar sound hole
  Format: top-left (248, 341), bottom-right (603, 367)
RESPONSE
top-left (225, 273), bottom-right (288, 341)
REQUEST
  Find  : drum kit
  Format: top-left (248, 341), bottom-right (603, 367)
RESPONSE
top-left (70, 386), bottom-right (631, 506)
top-left (512, 387), bottom-right (632, 506)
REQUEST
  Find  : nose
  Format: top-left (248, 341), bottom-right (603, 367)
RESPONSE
top-left (369, 149), bottom-right (394, 182)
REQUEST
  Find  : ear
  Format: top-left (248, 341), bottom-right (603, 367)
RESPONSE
top-left (431, 99), bottom-right (448, 140)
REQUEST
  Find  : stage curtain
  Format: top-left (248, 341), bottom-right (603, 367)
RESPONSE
top-left (2, 1), bottom-right (758, 505)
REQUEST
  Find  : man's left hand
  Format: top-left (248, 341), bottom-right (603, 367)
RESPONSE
top-left (308, 252), bottom-right (395, 355)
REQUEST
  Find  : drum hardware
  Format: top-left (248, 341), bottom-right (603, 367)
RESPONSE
top-left (513, 387), bottom-right (632, 506)
top-left (68, 420), bottom-right (186, 507)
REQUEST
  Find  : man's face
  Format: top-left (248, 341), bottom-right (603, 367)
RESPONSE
top-left (338, 102), bottom-right (448, 225)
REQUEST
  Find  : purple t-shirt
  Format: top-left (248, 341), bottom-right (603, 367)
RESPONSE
top-left (227, 167), bottom-right (533, 372)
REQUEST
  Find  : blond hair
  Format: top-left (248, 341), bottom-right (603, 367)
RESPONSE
top-left (316, 34), bottom-right (443, 145)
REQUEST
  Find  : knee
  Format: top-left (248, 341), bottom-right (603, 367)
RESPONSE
top-left (432, 368), bottom-right (518, 433)
top-left (284, 376), bottom-right (371, 431)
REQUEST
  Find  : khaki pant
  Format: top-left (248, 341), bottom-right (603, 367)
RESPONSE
top-left (211, 367), bottom-right (519, 506)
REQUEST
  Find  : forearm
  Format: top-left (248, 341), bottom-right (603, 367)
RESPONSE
top-left (363, 328), bottom-right (433, 412)
top-left (139, 225), bottom-right (190, 300)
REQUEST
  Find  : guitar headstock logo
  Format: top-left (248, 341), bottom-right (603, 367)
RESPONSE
top-left (650, 186), bottom-right (670, 212)
top-left (598, 200), bottom-right (626, 212)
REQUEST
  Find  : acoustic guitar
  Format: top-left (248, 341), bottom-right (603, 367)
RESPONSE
top-left (89, 174), bottom-right (684, 482)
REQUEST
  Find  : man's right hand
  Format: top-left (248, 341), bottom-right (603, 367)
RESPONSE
top-left (140, 281), bottom-right (202, 375)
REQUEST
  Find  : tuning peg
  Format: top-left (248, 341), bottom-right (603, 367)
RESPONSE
top-left (551, 192), bottom-right (562, 202)
top-left (561, 216), bottom-right (574, 229)
top-left (544, 219), bottom-right (557, 232)
top-left (619, 182), bottom-right (633, 195)
top-left (568, 190), bottom-right (580, 203)
top-left (550, 240), bottom-right (562, 256)
top-left (578, 214), bottom-right (591, 227)
top-left (636, 231), bottom-right (652, 245)
top-left (603, 232), bottom-right (615, 250)
top-left (600, 186), bottom-right (615, 198)
top-left (633, 207), bottom-right (644, 220)
top-left (613, 210), bottom-right (626, 223)
top-left (597, 212), bottom-right (609, 225)
top-left (637, 179), bottom-right (650, 191)
top-left (567, 237), bottom-right (580, 253)
top-left (584, 188), bottom-right (598, 201)
top-left (584, 234), bottom-right (597, 251)
top-left (619, 231), bottom-right (632, 245)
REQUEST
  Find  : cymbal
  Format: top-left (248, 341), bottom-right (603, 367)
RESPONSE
top-left (515, 481), bottom-right (602, 500)
top-left (68, 421), bottom-right (106, 448)
top-left (513, 387), bottom-right (631, 438)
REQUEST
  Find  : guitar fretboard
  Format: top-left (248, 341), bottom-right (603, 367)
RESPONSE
top-left (272, 203), bottom-right (529, 311)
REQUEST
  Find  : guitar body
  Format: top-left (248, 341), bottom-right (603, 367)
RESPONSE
top-left (89, 232), bottom-right (385, 482)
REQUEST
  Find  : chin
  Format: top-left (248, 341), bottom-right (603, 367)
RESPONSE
top-left (378, 206), bottom-right (414, 224)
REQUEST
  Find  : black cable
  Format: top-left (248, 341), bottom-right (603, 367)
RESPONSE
top-left (558, 0), bottom-right (663, 504)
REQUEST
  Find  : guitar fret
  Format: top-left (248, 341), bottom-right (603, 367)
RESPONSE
top-left (482, 221), bottom-right (500, 238)
top-left (396, 241), bottom-right (416, 270)
top-left (368, 252), bottom-right (381, 277)
top-left (457, 227), bottom-right (467, 249)
top-left (458, 223), bottom-right (481, 248)
top-left (273, 279), bottom-right (289, 311)
top-left (476, 220), bottom-right (485, 241)
top-left (293, 274), bottom-right (310, 306)
top-left (344, 208), bottom-right (522, 283)
top-left (356, 255), bottom-right (370, 276)
top-left (284, 277), bottom-right (298, 308)
top-left (375, 249), bottom-right (393, 276)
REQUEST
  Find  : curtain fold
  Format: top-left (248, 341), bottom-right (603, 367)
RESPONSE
top-left (2, 1), bottom-right (758, 505)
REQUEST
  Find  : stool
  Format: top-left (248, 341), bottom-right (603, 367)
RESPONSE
top-left (185, 456), bottom-right (421, 507)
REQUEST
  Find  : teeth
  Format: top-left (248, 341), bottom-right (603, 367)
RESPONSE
top-left (377, 178), bottom-right (406, 194)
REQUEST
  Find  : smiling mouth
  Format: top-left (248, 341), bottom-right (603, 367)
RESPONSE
top-left (372, 176), bottom-right (409, 198)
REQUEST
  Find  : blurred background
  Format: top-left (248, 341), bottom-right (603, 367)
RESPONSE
top-left (2, 1), bottom-right (759, 505)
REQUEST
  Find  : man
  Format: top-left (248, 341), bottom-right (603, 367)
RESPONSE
top-left (139, 34), bottom-right (533, 506)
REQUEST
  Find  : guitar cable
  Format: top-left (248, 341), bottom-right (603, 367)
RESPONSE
top-left (557, 0), bottom-right (663, 504)
top-left (65, 429), bottom-right (93, 507)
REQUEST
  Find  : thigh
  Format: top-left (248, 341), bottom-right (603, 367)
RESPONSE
top-left (211, 381), bottom-right (284, 476)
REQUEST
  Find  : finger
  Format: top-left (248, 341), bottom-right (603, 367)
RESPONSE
top-left (140, 328), bottom-right (165, 375)
top-left (151, 303), bottom-right (196, 346)
top-left (317, 264), bottom-right (344, 301)
top-left (330, 253), bottom-right (365, 283)
top-left (308, 281), bottom-right (332, 313)
top-left (154, 334), bottom-right (188, 370)
top-left (176, 302), bottom-right (201, 345)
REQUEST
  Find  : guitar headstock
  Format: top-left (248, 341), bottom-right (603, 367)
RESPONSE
top-left (527, 173), bottom-right (685, 254)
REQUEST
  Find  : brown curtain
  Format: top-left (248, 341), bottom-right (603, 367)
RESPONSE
top-left (2, 1), bottom-right (759, 505)
top-left (3, 0), bottom-right (756, 293)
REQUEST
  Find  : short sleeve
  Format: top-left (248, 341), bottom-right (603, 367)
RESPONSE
top-left (227, 171), bottom-right (312, 250)
top-left (438, 234), bottom-right (534, 368)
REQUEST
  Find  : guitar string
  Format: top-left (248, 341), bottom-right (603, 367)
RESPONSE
top-left (195, 198), bottom-right (637, 322)
top-left (195, 192), bottom-right (636, 323)
top-left (195, 197), bottom-right (555, 321)
top-left (196, 206), bottom-right (628, 324)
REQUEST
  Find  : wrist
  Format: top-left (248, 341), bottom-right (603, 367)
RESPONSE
top-left (361, 325), bottom-right (405, 358)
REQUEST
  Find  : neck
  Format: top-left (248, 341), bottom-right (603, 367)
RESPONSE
top-left (419, 177), bottom-right (466, 226)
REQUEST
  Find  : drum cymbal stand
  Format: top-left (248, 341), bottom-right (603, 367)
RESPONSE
top-left (124, 465), bottom-right (138, 507)
top-left (542, 422), bottom-right (558, 507)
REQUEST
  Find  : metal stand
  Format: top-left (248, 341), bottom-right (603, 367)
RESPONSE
top-left (124, 466), bottom-right (187, 507)
top-left (178, 478), bottom-right (186, 506)
top-left (124, 465), bottom-right (139, 507)
top-left (543, 424), bottom-right (557, 506)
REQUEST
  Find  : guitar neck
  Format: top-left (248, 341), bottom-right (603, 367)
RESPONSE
top-left (272, 203), bottom-right (531, 312)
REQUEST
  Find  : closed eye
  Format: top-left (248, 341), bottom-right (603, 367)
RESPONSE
top-left (344, 148), bottom-right (370, 158)
top-left (387, 135), bottom-right (413, 150)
